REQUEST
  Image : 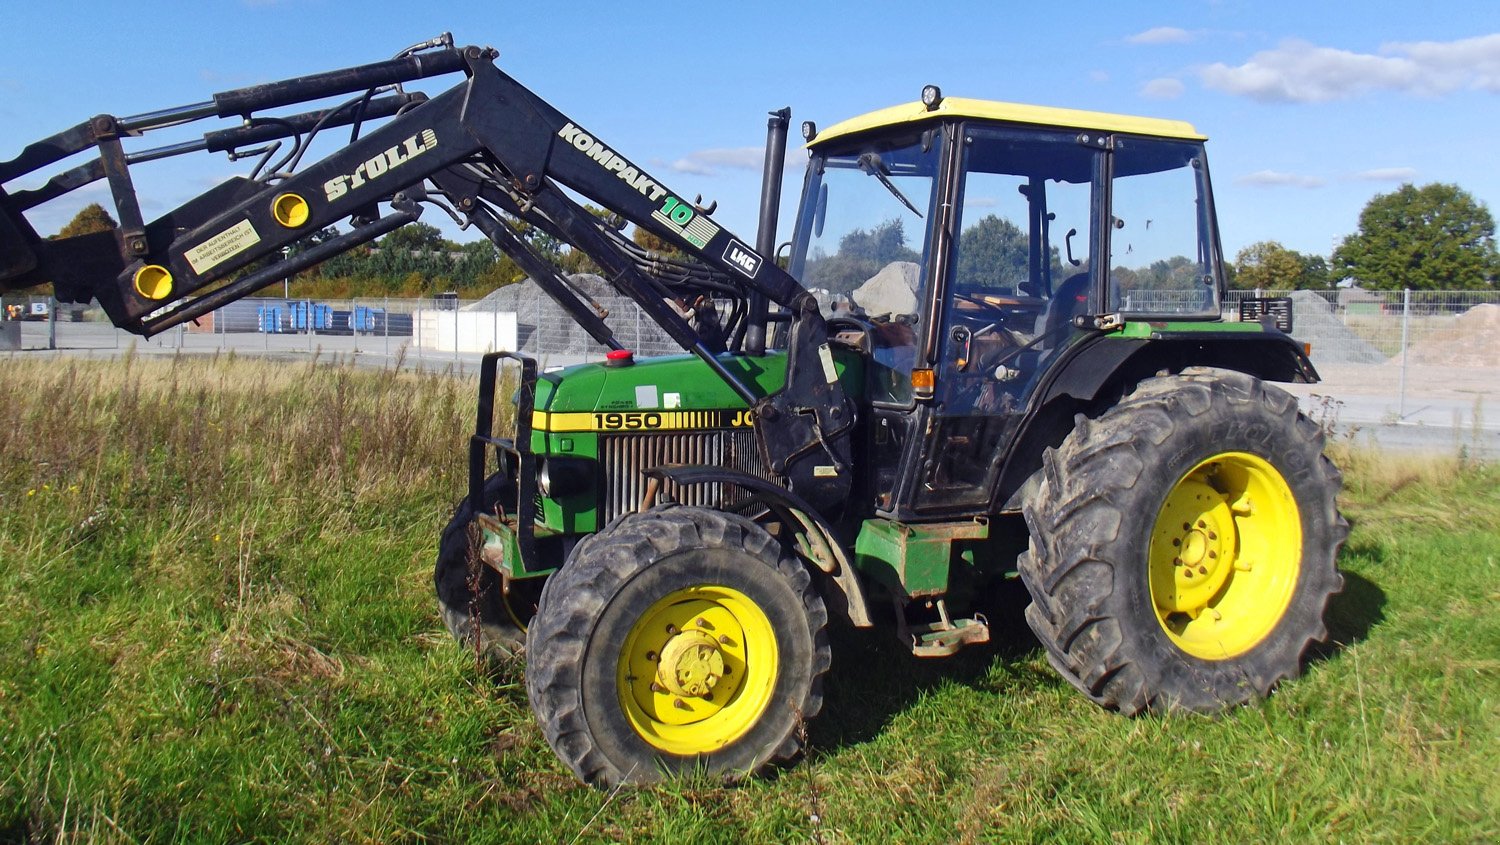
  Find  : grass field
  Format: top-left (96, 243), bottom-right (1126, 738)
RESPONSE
top-left (1, 356), bottom-right (1496, 843)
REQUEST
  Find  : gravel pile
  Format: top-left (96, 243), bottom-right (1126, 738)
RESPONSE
top-left (1287, 290), bottom-right (1388, 366)
top-left (1394, 303), bottom-right (1500, 367)
top-left (463, 273), bottom-right (680, 355)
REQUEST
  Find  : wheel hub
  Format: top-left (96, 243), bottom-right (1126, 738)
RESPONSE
top-left (616, 586), bottom-right (778, 754)
top-left (1148, 453), bottom-right (1302, 659)
top-left (1155, 478), bottom-right (1238, 617)
top-left (656, 629), bottom-right (725, 698)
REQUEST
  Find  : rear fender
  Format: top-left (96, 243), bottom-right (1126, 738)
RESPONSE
top-left (995, 331), bottom-right (1318, 511)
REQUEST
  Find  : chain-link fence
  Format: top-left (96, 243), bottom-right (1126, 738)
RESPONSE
top-left (1, 289), bottom-right (694, 367)
top-left (5, 287), bottom-right (1498, 442)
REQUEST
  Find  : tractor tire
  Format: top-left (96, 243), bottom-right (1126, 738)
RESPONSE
top-left (526, 505), bottom-right (830, 787)
top-left (434, 474), bottom-right (533, 662)
top-left (1019, 367), bottom-right (1347, 715)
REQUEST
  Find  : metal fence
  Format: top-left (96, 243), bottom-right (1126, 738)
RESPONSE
top-left (5, 286), bottom-right (1497, 447)
top-left (5, 287), bottom-right (1498, 387)
top-left (0, 291), bottom-right (692, 368)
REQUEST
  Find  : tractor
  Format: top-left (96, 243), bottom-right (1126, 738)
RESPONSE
top-left (0, 35), bottom-right (1345, 787)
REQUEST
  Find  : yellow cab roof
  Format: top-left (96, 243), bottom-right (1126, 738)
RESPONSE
top-left (809, 96), bottom-right (1206, 148)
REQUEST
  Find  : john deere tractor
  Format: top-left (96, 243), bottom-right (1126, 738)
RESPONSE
top-left (0, 36), bottom-right (1344, 787)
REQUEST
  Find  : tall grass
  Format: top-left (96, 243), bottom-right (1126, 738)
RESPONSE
top-left (1, 356), bottom-right (1496, 842)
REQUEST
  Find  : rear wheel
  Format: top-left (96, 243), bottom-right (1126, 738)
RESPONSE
top-left (526, 506), bottom-right (830, 787)
top-left (1019, 368), bottom-right (1347, 714)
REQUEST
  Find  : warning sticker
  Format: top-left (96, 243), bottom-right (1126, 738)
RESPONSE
top-left (184, 219), bottom-right (261, 274)
top-left (817, 343), bottom-right (839, 384)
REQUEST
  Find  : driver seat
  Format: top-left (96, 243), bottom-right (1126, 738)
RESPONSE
top-left (1037, 272), bottom-right (1091, 349)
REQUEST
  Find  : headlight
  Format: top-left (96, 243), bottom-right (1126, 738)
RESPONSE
top-left (537, 457), bottom-right (595, 498)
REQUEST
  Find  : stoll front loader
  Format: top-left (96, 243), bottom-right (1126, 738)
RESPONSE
top-left (0, 35), bottom-right (1345, 786)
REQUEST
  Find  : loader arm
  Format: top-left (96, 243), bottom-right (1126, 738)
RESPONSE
top-left (0, 36), bottom-right (852, 512)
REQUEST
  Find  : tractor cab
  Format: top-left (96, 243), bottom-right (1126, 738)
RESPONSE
top-left (790, 91), bottom-right (1226, 519)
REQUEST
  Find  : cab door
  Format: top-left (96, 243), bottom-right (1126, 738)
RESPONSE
top-left (907, 125), bottom-right (1104, 516)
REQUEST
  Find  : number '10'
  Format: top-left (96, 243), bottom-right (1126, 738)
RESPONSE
top-left (659, 197), bottom-right (694, 226)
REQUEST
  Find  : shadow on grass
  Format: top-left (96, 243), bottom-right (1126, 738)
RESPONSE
top-left (1309, 568), bottom-right (1387, 660)
top-left (809, 575), bottom-right (1047, 751)
top-left (810, 560), bottom-right (1387, 754)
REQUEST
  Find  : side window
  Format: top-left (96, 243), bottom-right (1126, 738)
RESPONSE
top-left (1108, 139), bottom-right (1219, 315)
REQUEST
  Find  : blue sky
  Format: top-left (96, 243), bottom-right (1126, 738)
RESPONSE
top-left (3, 1), bottom-right (1499, 262)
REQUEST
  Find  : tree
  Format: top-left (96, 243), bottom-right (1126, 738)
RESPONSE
top-left (379, 222), bottom-right (447, 254)
top-left (803, 218), bottom-right (919, 294)
top-left (1332, 183), bottom-right (1500, 290)
top-left (1233, 241), bottom-right (1331, 290)
top-left (54, 203), bottom-right (117, 239)
top-left (956, 215), bottom-right (1028, 289)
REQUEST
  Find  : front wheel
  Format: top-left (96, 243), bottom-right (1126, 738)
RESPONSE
top-left (1020, 368), bottom-right (1347, 715)
top-left (525, 506), bottom-right (830, 787)
top-left (433, 475), bottom-right (536, 662)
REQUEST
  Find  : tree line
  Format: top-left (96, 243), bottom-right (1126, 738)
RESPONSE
top-left (48, 180), bottom-right (1500, 299)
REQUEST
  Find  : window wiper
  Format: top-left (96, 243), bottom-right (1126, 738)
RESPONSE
top-left (858, 153), bottom-right (923, 218)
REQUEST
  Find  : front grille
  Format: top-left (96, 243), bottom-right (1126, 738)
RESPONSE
top-left (599, 428), bottom-right (777, 524)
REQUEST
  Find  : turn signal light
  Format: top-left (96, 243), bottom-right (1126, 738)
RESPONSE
top-left (911, 368), bottom-right (935, 397)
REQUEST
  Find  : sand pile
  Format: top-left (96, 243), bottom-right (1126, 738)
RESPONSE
top-left (1393, 302), bottom-right (1500, 367)
top-left (1287, 290), bottom-right (1388, 366)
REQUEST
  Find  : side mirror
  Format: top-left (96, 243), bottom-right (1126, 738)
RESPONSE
top-left (814, 183), bottom-right (829, 239)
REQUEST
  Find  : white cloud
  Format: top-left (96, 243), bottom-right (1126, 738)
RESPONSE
top-left (669, 146), bottom-right (765, 176)
top-left (1235, 170), bottom-right (1326, 189)
top-left (1351, 167), bottom-right (1417, 182)
top-left (964, 197), bottom-right (998, 208)
top-left (1127, 27), bottom-right (1195, 45)
top-left (1200, 33), bottom-right (1500, 103)
top-left (1089, 70), bottom-right (1110, 84)
top-left (1141, 78), bottom-right (1185, 100)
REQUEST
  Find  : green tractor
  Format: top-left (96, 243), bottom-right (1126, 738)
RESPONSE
top-left (437, 93), bottom-right (1347, 784)
top-left (0, 40), bottom-right (1345, 788)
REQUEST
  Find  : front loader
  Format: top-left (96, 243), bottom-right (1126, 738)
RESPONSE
top-left (1, 35), bottom-right (1346, 787)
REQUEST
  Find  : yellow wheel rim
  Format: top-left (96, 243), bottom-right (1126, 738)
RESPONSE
top-left (617, 585), bottom-right (779, 755)
top-left (1148, 452), bottom-right (1302, 660)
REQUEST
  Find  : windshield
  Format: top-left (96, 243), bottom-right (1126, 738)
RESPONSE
top-left (790, 133), bottom-right (939, 321)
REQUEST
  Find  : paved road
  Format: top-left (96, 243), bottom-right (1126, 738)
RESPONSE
top-left (8, 320), bottom-right (1496, 456)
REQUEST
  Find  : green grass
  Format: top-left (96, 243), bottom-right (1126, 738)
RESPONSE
top-left (1, 356), bottom-right (1496, 843)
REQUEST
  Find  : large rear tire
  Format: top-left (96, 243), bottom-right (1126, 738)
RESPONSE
top-left (1019, 368), bottom-right (1347, 715)
top-left (525, 506), bottom-right (830, 787)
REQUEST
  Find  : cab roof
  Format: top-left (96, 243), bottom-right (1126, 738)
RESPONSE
top-left (809, 96), bottom-right (1206, 148)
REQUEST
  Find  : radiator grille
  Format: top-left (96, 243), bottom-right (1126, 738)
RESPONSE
top-left (599, 429), bottom-right (776, 524)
